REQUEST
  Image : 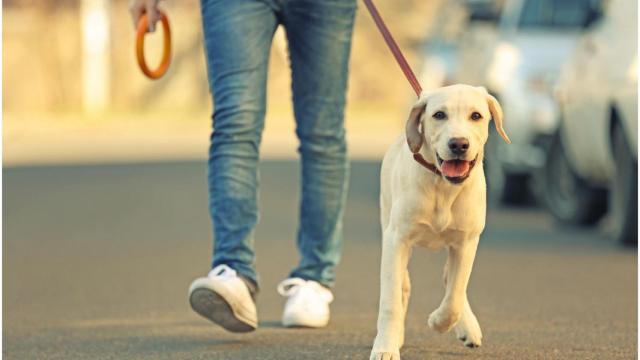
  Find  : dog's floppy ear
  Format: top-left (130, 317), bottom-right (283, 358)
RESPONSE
top-left (486, 93), bottom-right (511, 144)
top-left (406, 98), bottom-right (427, 153)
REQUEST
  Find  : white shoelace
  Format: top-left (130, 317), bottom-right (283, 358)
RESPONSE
top-left (208, 264), bottom-right (237, 279)
top-left (277, 278), bottom-right (333, 303)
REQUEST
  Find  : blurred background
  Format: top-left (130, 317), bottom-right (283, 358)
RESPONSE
top-left (4, 0), bottom-right (638, 359)
top-left (4, 0), bottom-right (440, 163)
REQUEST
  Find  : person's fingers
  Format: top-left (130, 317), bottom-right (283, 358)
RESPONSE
top-left (145, 0), bottom-right (159, 33)
top-left (128, 1), bottom-right (144, 30)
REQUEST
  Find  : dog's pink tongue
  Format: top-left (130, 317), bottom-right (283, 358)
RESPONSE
top-left (441, 160), bottom-right (470, 177)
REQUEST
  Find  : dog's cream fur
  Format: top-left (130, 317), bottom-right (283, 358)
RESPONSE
top-left (370, 84), bottom-right (510, 360)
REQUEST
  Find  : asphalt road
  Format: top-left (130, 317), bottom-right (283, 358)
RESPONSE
top-left (4, 161), bottom-right (637, 359)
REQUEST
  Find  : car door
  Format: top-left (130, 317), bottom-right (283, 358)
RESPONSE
top-left (559, 3), bottom-right (613, 184)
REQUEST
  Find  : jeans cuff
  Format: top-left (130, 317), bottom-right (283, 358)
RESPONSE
top-left (238, 274), bottom-right (259, 300)
top-left (289, 271), bottom-right (334, 289)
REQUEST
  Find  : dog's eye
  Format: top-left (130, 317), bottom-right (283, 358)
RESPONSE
top-left (433, 111), bottom-right (447, 120)
top-left (470, 112), bottom-right (482, 121)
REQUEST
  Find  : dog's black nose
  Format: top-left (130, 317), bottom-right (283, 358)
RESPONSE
top-left (448, 137), bottom-right (469, 155)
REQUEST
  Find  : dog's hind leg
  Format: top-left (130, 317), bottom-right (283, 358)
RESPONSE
top-left (442, 258), bottom-right (482, 347)
top-left (428, 238), bottom-right (479, 334)
top-left (441, 255), bottom-right (482, 347)
top-left (401, 270), bottom-right (411, 314)
top-left (454, 298), bottom-right (483, 347)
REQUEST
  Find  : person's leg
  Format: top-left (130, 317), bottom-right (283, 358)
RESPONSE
top-left (201, 0), bottom-right (278, 287)
top-left (281, 0), bottom-right (357, 288)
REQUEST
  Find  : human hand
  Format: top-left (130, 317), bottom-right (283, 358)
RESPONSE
top-left (129, 0), bottom-right (161, 32)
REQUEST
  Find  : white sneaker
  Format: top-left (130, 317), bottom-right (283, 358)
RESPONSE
top-left (188, 264), bottom-right (258, 332)
top-left (277, 278), bottom-right (334, 328)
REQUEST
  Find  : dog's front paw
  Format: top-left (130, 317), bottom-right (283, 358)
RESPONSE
top-left (370, 339), bottom-right (400, 360)
top-left (454, 313), bottom-right (482, 348)
top-left (370, 350), bottom-right (400, 360)
top-left (427, 306), bottom-right (461, 333)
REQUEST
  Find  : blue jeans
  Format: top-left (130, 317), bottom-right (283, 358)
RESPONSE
top-left (200, 0), bottom-right (356, 288)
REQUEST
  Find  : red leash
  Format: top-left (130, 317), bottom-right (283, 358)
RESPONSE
top-left (362, 0), bottom-right (445, 175)
top-left (362, 0), bottom-right (422, 97)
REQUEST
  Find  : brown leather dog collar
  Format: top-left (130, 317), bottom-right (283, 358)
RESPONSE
top-left (413, 153), bottom-right (441, 175)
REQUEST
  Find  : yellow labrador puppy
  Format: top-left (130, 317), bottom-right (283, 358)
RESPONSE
top-left (370, 84), bottom-right (510, 360)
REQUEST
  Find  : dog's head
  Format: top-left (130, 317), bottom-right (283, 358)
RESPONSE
top-left (406, 84), bottom-right (510, 184)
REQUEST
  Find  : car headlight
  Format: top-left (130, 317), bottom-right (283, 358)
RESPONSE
top-left (487, 42), bottom-right (520, 92)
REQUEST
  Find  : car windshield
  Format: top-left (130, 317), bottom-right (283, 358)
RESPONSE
top-left (519, 0), bottom-right (593, 29)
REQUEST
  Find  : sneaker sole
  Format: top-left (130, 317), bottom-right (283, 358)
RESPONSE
top-left (189, 288), bottom-right (256, 333)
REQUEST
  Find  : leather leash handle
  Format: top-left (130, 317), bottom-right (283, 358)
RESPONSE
top-left (362, 0), bottom-right (422, 97)
top-left (136, 11), bottom-right (172, 79)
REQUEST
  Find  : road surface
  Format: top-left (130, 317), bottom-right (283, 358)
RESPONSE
top-left (4, 161), bottom-right (637, 359)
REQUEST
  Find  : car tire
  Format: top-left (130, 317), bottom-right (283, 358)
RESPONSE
top-left (502, 174), bottom-right (531, 204)
top-left (543, 131), bottom-right (607, 225)
top-left (610, 122), bottom-right (638, 245)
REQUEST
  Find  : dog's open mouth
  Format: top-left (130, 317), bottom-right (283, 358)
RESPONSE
top-left (436, 154), bottom-right (477, 184)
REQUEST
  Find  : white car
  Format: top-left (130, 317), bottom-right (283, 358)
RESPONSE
top-left (418, 0), bottom-right (501, 92)
top-left (544, 0), bottom-right (637, 244)
top-left (470, 0), bottom-right (598, 204)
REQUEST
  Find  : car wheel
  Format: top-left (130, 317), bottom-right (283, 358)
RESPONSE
top-left (487, 167), bottom-right (530, 205)
top-left (543, 131), bottom-right (607, 225)
top-left (610, 123), bottom-right (638, 245)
